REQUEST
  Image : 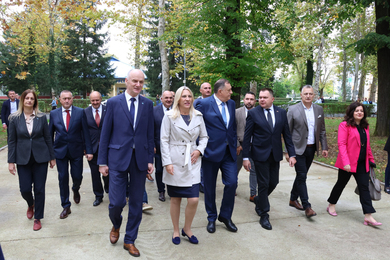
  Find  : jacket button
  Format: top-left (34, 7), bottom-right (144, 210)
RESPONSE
top-left (182, 153), bottom-right (184, 155)
top-left (182, 166), bottom-right (184, 168)
top-left (182, 140), bottom-right (184, 142)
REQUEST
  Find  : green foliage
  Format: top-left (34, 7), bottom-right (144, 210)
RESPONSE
top-left (354, 32), bottom-right (390, 55)
top-left (57, 19), bottom-right (116, 98)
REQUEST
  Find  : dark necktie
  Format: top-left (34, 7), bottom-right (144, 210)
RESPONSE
top-left (130, 97), bottom-right (136, 125)
top-left (221, 102), bottom-right (227, 127)
top-left (65, 110), bottom-right (71, 131)
top-left (266, 108), bottom-right (273, 130)
top-left (95, 109), bottom-right (100, 127)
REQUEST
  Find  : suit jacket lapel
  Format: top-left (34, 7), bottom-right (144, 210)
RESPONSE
top-left (313, 105), bottom-right (319, 134)
top-left (273, 106), bottom-right (282, 133)
top-left (227, 101), bottom-right (235, 129)
top-left (101, 105), bottom-right (106, 128)
top-left (298, 104), bottom-right (308, 129)
top-left (211, 96), bottom-right (226, 127)
top-left (57, 108), bottom-right (66, 131)
top-left (119, 94), bottom-right (133, 127)
top-left (134, 95), bottom-right (145, 130)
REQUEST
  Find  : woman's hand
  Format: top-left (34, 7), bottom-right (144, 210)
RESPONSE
top-left (166, 164), bottom-right (174, 175)
top-left (191, 150), bottom-right (201, 165)
top-left (343, 164), bottom-right (351, 172)
top-left (49, 159), bottom-right (56, 168)
top-left (9, 163), bottom-right (16, 175)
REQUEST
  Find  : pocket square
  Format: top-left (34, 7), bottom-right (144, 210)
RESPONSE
top-left (318, 115), bottom-right (322, 118)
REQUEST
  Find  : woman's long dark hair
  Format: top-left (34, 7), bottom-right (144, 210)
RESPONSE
top-left (344, 102), bottom-right (369, 129)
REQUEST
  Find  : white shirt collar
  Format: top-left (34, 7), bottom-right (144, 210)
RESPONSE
top-left (125, 91), bottom-right (139, 103)
top-left (214, 94), bottom-right (224, 106)
top-left (301, 102), bottom-right (313, 110)
top-left (62, 106), bottom-right (72, 112)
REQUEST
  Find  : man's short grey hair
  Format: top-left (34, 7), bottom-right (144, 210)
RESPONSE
top-left (60, 90), bottom-right (73, 97)
top-left (301, 85), bottom-right (313, 94)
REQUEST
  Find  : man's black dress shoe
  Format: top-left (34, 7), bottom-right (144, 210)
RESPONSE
top-left (60, 207), bottom-right (71, 219)
top-left (385, 187), bottom-right (390, 194)
top-left (159, 192), bottom-right (166, 202)
top-left (260, 216), bottom-right (272, 230)
top-left (73, 190), bottom-right (81, 204)
top-left (93, 198), bottom-right (103, 207)
top-left (206, 221), bottom-right (215, 233)
top-left (218, 216), bottom-right (238, 232)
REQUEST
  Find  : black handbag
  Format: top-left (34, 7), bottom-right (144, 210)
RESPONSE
top-left (354, 167), bottom-right (381, 201)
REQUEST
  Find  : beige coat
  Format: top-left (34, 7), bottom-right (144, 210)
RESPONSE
top-left (160, 110), bottom-right (208, 187)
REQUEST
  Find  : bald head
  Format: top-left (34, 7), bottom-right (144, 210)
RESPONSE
top-left (200, 82), bottom-right (212, 98)
top-left (125, 69), bottom-right (145, 97)
top-left (161, 90), bottom-right (173, 108)
top-left (90, 91), bottom-right (102, 109)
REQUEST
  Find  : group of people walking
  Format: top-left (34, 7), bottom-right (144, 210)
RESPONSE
top-left (3, 68), bottom-right (389, 257)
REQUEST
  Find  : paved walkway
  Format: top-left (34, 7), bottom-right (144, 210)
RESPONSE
top-left (1, 148), bottom-right (389, 260)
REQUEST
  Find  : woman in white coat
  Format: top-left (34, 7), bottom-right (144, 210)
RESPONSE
top-left (160, 86), bottom-right (208, 245)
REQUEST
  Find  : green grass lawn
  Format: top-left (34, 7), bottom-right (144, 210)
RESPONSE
top-left (315, 117), bottom-right (388, 182)
top-left (0, 130), bottom-right (7, 148)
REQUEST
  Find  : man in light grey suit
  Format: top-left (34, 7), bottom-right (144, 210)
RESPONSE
top-left (285, 85), bottom-right (328, 218)
top-left (236, 92), bottom-right (257, 202)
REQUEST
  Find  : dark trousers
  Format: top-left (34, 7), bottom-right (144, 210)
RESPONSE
top-left (154, 152), bottom-right (165, 193)
top-left (109, 153), bottom-right (146, 244)
top-left (254, 153), bottom-right (280, 217)
top-left (17, 155), bottom-right (48, 219)
top-left (56, 153), bottom-right (83, 208)
top-left (385, 152), bottom-right (390, 188)
top-left (328, 164), bottom-right (375, 214)
top-left (290, 146), bottom-right (315, 209)
top-left (88, 150), bottom-right (109, 200)
top-left (202, 146), bottom-right (237, 221)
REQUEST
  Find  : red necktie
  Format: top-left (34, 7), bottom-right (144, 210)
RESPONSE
top-left (65, 110), bottom-right (70, 131)
top-left (95, 109), bottom-right (100, 127)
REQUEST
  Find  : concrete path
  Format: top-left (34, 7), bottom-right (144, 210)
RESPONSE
top-left (0, 148), bottom-right (389, 260)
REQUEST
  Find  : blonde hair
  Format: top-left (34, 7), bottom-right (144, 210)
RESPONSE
top-left (170, 86), bottom-right (195, 121)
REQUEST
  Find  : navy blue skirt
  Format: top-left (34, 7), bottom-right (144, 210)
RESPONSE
top-left (167, 183), bottom-right (200, 198)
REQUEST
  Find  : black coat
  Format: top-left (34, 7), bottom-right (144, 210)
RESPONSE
top-left (8, 113), bottom-right (55, 165)
top-left (1, 99), bottom-right (20, 126)
top-left (84, 105), bottom-right (106, 154)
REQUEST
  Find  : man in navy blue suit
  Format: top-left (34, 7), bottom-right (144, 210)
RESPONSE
top-left (195, 79), bottom-right (238, 234)
top-left (98, 69), bottom-right (154, 257)
top-left (49, 90), bottom-right (93, 219)
top-left (84, 91), bottom-right (109, 207)
top-left (242, 88), bottom-right (296, 230)
top-left (1, 90), bottom-right (19, 133)
top-left (153, 90), bottom-right (173, 202)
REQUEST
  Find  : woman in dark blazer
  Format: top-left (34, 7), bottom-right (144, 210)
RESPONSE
top-left (8, 89), bottom-right (56, 231)
top-left (327, 102), bottom-right (381, 226)
top-left (384, 123), bottom-right (390, 194)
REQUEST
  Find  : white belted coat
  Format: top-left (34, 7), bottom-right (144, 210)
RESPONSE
top-left (160, 110), bottom-right (208, 187)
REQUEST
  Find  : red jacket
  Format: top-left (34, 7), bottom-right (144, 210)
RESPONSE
top-left (335, 121), bottom-right (374, 173)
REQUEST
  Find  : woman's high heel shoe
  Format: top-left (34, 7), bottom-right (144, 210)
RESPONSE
top-left (181, 229), bottom-right (199, 244)
top-left (364, 219), bottom-right (382, 226)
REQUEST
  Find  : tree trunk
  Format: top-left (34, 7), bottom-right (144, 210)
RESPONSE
top-left (369, 76), bottom-right (377, 102)
top-left (313, 36), bottom-right (324, 96)
top-left (341, 27), bottom-right (348, 102)
top-left (158, 0), bottom-right (169, 92)
top-left (357, 53), bottom-right (366, 100)
top-left (250, 80), bottom-right (257, 95)
top-left (353, 17), bottom-right (361, 101)
top-left (134, 2), bottom-right (142, 69)
top-left (374, 0), bottom-right (390, 137)
top-left (305, 49), bottom-right (313, 86)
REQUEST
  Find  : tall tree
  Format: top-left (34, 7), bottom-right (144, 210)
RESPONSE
top-left (58, 19), bottom-right (115, 98)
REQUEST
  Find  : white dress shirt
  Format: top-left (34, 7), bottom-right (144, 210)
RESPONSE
top-left (62, 106), bottom-right (72, 130)
top-left (92, 105), bottom-right (102, 119)
top-left (125, 91), bottom-right (139, 127)
top-left (302, 102), bottom-right (315, 145)
top-left (214, 94), bottom-right (230, 127)
top-left (263, 105), bottom-right (275, 128)
top-left (10, 100), bottom-right (17, 114)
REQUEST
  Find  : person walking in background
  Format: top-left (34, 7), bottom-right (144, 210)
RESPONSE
top-left (382, 123), bottom-right (390, 194)
top-left (153, 90), bottom-right (174, 202)
top-left (236, 92), bottom-right (257, 202)
top-left (327, 102), bottom-right (381, 226)
top-left (285, 85), bottom-right (328, 218)
top-left (161, 86), bottom-right (208, 245)
top-left (8, 89), bottom-right (56, 231)
top-left (1, 90), bottom-right (19, 133)
top-left (51, 96), bottom-right (57, 110)
top-left (49, 90), bottom-right (93, 219)
top-left (98, 69), bottom-right (154, 257)
top-left (195, 79), bottom-right (238, 234)
top-left (242, 88), bottom-right (296, 230)
top-left (84, 91), bottom-right (109, 206)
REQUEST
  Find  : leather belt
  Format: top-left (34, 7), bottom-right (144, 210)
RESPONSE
top-left (307, 144), bottom-right (315, 147)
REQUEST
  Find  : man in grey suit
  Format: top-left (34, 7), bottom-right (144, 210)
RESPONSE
top-left (236, 92), bottom-right (257, 202)
top-left (285, 85), bottom-right (328, 218)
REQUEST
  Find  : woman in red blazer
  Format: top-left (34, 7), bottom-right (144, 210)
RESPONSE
top-left (327, 102), bottom-right (381, 226)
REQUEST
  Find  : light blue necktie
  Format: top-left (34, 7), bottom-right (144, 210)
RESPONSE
top-left (221, 102), bottom-right (227, 127)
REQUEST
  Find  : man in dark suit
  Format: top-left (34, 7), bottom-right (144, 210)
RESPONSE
top-left (195, 79), bottom-right (238, 234)
top-left (84, 91), bottom-right (109, 207)
top-left (98, 69), bottom-right (154, 257)
top-left (193, 82), bottom-right (212, 193)
top-left (1, 90), bottom-right (19, 132)
top-left (153, 90), bottom-right (173, 202)
top-left (49, 90), bottom-right (93, 219)
top-left (243, 88), bottom-right (296, 230)
top-left (236, 92), bottom-right (257, 202)
top-left (285, 85), bottom-right (328, 218)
